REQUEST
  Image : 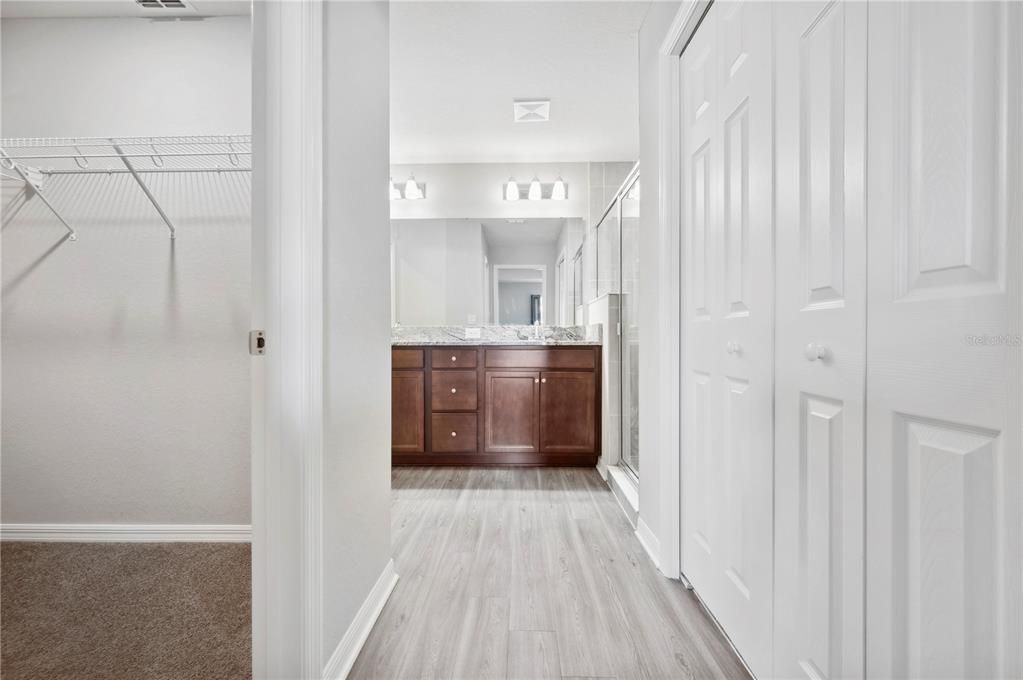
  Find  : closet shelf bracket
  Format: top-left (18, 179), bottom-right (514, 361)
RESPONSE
top-left (1, 149), bottom-right (77, 241)
top-left (112, 143), bottom-right (176, 239)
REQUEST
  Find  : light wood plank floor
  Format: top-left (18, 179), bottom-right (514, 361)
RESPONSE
top-left (350, 467), bottom-right (750, 680)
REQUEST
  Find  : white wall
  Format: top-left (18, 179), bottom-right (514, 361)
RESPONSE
top-left (322, 0), bottom-right (393, 664)
top-left (390, 162), bottom-right (590, 221)
top-left (392, 219), bottom-right (485, 325)
top-left (1, 16), bottom-right (252, 525)
top-left (636, 0), bottom-right (681, 570)
top-left (2, 17), bottom-right (251, 137)
top-left (498, 281), bottom-right (542, 324)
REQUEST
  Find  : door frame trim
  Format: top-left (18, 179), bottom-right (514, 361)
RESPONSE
top-left (657, 0), bottom-right (712, 582)
top-left (251, 2), bottom-right (325, 677)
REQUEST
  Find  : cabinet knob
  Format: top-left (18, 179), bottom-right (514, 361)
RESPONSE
top-left (450, 387), bottom-right (457, 393)
top-left (450, 431), bottom-right (457, 437)
top-left (451, 355), bottom-right (457, 362)
top-left (804, 343), bottom-right (830, 362)
top-left (534, 378), bottom-right (540, 383)
top-left (541, 378), bottom-right (547, 383)
top-left (726, 341), bottom-right (743, 355)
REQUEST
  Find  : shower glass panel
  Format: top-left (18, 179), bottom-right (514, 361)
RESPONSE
top-left (595, 200), bottom-right (622, 471)
top-left (595, 201), bottom-right (620, 298)
top-left (572, 246), bottom-right (584, 324)
top-left (595, 166), bottom-right (640, 479)
top-left (620, 177), bottom-right (640, 475)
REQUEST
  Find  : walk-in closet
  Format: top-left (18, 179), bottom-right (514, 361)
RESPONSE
top-left (1, 9), bottom-right (252, 678)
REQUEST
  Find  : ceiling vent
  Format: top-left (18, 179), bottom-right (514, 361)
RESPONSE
top-left (513, 100), bottom-right (550, 123)
top-left (136, 0), bottom-right (188, 8)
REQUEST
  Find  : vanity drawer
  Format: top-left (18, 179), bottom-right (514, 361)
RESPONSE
top-left (431, 413), bottom-right (477, 452)
top-left (485, 347), bottom-right (596, 370)
top-left (392, 348), bottom-right (424, 369)
top-left (431, 348), bottom-right (478, 369)
top-left (431, 370), bottom-right (478, 411)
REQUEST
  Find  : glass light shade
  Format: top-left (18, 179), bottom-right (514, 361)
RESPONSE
top-left (404, 176), bottom-right (423, 200)
top-left (505, 178), bottom-right (520, 201)
top-left (551, 177), bottom-right (567, 201)
top-left (528, 177), bottom-right (542, 201)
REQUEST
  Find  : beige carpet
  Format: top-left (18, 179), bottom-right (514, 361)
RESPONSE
top-left (1, 542), bottom-right (250, 680)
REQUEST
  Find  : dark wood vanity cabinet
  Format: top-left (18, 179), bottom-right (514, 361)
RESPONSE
top-left (392, 345), bottom-right (600, 466)
top-left (391, 351), bottom-right (426, 453)
top-left (539, 371), bottom-right (597, 453)
top-left (484, 371), bottom-right (540, 453)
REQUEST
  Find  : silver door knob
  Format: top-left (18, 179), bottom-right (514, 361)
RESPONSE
top-left (451, 388), bottom-right (457, 393)
top-left (804, 343), bottom-right (829, 361)
top-left (451, 431), bottom-right (457, 437)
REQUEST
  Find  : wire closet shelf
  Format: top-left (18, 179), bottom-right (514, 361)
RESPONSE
top-left (0, 134), bottom-right (252, 240)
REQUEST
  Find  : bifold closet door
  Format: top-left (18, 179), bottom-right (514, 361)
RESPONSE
top-left (772, 3), bottom-right (867, 680)
top-left (680, 1), bottom-right (774, 676)
top-left (866, 3), bottom-right (1023, 679)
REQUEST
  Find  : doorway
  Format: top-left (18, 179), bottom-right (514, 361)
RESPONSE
top-left (493, 264), bottom-right (548, 325)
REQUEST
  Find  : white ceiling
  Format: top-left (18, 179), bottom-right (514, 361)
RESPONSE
top-left (0, 0), bottom-right (249, 18)
top-left (391, 1), bottom-right (650, 165)
top-left (5, 0), bottom-right (649, 165)
top-left (482, 219), bottom-right (565, 248)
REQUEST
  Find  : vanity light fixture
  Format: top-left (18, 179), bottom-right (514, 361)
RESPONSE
top-left (390, 173), bottom-right (426, 200)
top-left (527, 177), bottom-right (542, 201)
top-left (404, 174), bottom-right (423, 200)
top-left (551, 176), bottom-right (567, 201)
top-left (501, 177), bottom-right (568, 201)
top-left (505, 177), bottom-right (520, 201)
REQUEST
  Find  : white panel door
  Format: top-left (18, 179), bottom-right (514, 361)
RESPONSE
top-left (681, 1), bottom-right (774, 676)
top-left (681, 0), bottom-right (722, 624)
top-left (866, 3), bottom-right (1023, 679)
top-left (773, 3), bottom-right (867, 680)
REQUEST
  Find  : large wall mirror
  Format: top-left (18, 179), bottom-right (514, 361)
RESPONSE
top-left (391, 217), bottom-right (583, 326)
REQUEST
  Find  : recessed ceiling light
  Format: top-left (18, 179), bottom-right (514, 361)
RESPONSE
top-left (513, 100), bottom-right (550, 123)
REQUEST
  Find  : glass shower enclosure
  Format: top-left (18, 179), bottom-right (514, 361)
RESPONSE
top-left (593, 164), bottom-right (641, 478)
top-left (619, 174), bottom-right (640, 476)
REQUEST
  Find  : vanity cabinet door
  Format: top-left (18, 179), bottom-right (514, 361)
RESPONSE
top-left (392, 371), bottom-right (425, 453)
top-left (539, 371), bottom-right (596, 453)
top-left (484, 371), bottom-right (540, 452)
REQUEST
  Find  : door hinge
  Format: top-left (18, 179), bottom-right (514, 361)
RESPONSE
top-left (249, 330), bottom-right (266, 356)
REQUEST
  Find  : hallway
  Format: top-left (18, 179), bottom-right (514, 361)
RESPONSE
top-left (350, 468), bottom-right (748, 680)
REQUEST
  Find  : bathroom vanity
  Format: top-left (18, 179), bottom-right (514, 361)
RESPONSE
top-left (391, 327), bottom-right (601, 466)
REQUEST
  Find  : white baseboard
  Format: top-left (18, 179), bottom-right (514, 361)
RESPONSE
top-left (636, 516), bottom-right (662, 572)
top-left (0, 523), bottom-right (252, 543)
top-left (323, 558), bottom-right (398, 680)
top-left (607, 464), bottom-right (639, 528)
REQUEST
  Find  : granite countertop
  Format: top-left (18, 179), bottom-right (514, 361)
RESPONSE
top-left (392, 325), bottom-right (602, 346)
